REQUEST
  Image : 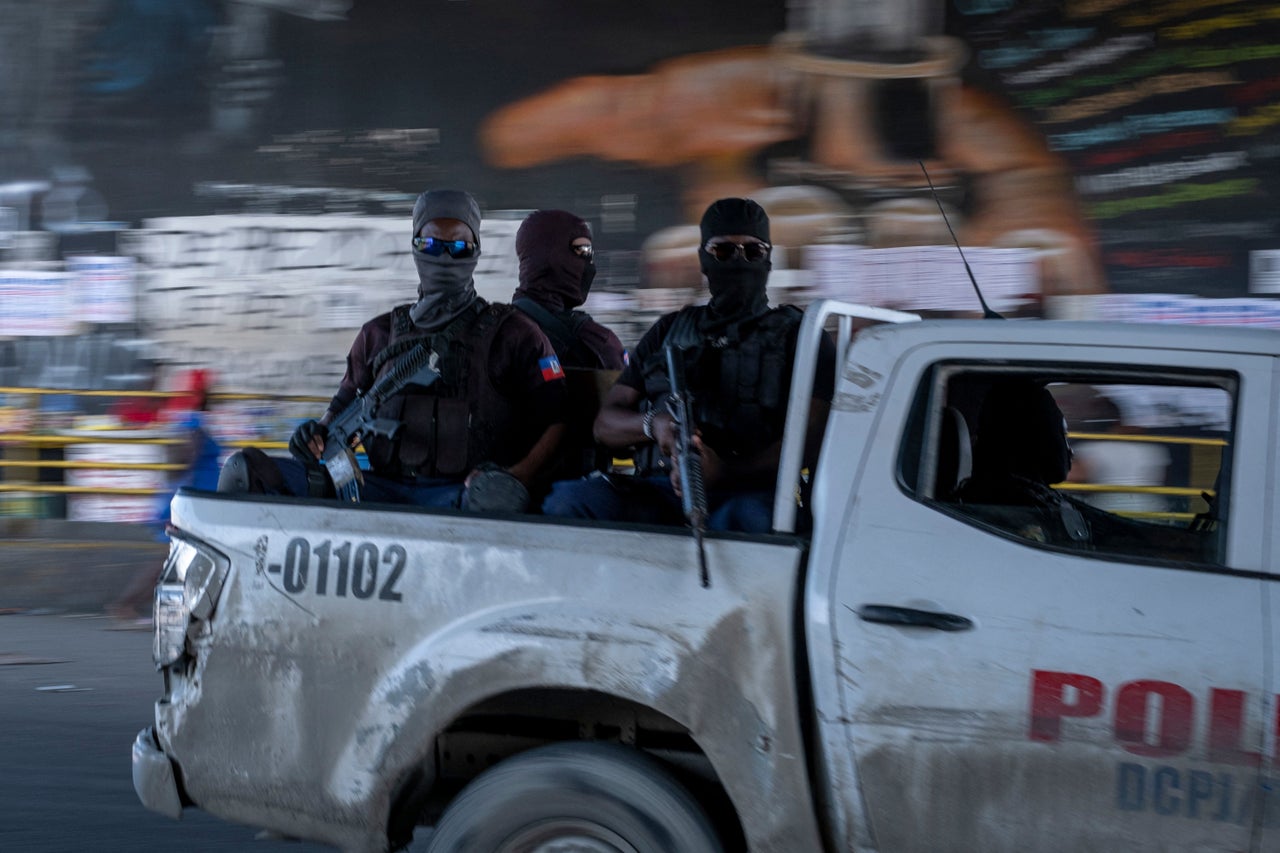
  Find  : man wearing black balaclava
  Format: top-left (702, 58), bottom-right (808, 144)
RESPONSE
top-left (218, 189), bottom-right (567, 512)
top-left (543, 197), bottom-right (837, 533)
top-left (511, 209), bottom-right (627, 482)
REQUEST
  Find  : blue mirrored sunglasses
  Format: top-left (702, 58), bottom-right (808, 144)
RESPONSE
top-left (412, 236), bottom-right (478, 258)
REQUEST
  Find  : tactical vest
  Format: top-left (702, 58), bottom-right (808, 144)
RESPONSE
top-left (512, 298), bottom-right (607, 369)
top-left (365, 300), bottom-right (519, 479)
top-left (635, 304), bottom-right (801, 474)
top-left (513, 297), bottom-right (614, 480)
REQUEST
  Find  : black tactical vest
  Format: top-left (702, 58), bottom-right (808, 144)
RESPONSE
top-left (512, 298), bottom-right (607, 369)
top-left (366, 300), bottom-right (519, 479)
top-left (512, 297), bottom-right (617, 480)
top-left (635, 304), bottom-right (801, 473)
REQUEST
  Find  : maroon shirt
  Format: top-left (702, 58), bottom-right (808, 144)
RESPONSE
top-left (328, 304), bottom-right (567, 459)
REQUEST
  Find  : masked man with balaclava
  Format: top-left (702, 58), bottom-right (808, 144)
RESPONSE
top-left (219, 189), bottom-right (567, 512)
top-left (542, 197), bottom-right (836, 533)
top-left (511, 209), bottom-right (626, 481)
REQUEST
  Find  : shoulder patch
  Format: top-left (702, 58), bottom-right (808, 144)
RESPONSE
top-left (539, 354), bottom-right (565, 382)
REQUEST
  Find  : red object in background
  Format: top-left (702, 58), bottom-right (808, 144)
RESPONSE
top-left (109, 368), bottom-right (214, 427)
top-left (163, 368), bottom-right (213, 415)
top-left (110, 395), bottom-right (162, 427)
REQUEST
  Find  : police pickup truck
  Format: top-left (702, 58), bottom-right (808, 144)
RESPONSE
top-left (133, 300), bottom-right (1280, 852)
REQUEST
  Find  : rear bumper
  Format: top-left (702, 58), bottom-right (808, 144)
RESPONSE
top-left (132, 726), bottom-right (184, 820)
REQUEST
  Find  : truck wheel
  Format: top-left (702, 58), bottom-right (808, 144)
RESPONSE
top-left (420, 741), bottom-right (724, 853)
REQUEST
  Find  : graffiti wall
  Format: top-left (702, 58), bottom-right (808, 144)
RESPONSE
top-left (126, 213), bottom-right (526, 395)
top-left (951, 0), bottom-right (1280, 295)
top-left (0, 1), bottom-right (1278, 396)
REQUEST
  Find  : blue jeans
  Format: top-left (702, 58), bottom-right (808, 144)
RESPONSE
top-left (270, 457), bottom-right (466, 508)
top-left (541, 473), bottom-right (774, 534)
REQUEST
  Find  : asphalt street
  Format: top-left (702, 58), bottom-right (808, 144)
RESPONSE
top-left (0, 611), bottom-right (333, 853)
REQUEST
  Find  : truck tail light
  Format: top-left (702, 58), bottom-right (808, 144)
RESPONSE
top-left (153, 534), bottom-right (229, 668)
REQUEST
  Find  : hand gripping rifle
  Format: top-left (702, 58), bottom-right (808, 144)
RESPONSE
top-left (321, 343), bottom-right (440, 502)
top-left (664, 343), bottom-right (710, 588)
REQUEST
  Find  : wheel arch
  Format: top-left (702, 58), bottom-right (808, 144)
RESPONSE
top-left (385, 686), bottom-right (748, 851)
top-left (336, 598), bottom-right (820, 852)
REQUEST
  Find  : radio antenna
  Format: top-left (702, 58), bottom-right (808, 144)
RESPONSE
top-left (919, 161), bottom-right (1003, 319)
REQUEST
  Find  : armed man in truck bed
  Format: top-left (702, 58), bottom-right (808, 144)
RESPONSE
top-left (542, 197), bottom-right (836, 533)
top-left (218, 189), bottom-right (567, 512)
top-left (510, 208), bottom-right (627, 486)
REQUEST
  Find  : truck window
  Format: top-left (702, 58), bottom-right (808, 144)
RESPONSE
top-left (899, 366), bottom-right (1233, 566)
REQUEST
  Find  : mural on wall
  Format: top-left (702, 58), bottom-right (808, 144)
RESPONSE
top-left (479, 3), bottom-right (1105, 305)
top-left (1, 0), bottom-right (1278, 393)
top-left (950, 0), bottom-right (1280, 296)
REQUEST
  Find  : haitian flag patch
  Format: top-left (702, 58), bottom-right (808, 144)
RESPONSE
top-left (539, 355), bottom-right (564, 381)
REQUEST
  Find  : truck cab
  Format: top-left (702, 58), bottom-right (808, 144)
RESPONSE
top-left (797, 309), bottom-right (1277, 851)
top-left (134, 301), bottom-right (1280, 852)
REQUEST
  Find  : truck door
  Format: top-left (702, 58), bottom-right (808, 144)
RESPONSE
top-left (806, 342), bottom-right (1271, 853)
top-left (1260, 355), bottom-right (1280, 846)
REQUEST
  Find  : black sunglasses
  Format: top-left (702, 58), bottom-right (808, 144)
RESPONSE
top-left (412, 236), bottom-right (478, 258)
top-left (704, 240), bottom-right (771, 263)
top-left (572, 243), bottom-right (594, 260)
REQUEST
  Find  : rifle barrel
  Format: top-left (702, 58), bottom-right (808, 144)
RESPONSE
top-left (664, 344), bottom-right (711, 588)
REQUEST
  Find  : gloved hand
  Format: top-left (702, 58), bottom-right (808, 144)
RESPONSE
top-left (289, 419), bottom-right (328, 462)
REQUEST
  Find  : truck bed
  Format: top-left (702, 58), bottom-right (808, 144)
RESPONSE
top-left (151, 490), bottom-right (824, 852)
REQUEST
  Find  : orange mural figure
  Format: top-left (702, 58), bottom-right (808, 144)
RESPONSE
top-left (480, 10), bottom-right (1105, 310)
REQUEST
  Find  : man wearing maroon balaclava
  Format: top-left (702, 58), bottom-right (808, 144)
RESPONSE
top-left (512, 210), bottom-right (625, 370)
top-left (511, 209), bottom-right (626, 481)
top-left (543, 197), bottom-right (836, 533)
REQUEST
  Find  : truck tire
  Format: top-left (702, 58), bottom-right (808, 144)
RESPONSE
top-left (420, 741), bottom-right (724, 853)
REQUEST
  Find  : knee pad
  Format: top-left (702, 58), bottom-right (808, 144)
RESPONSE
top-left (217, 447), bottom-right (285, 494)
top-left (465, 468), bottom-right (530, 513)
top-left (217, 451), bottom-right (252, 493)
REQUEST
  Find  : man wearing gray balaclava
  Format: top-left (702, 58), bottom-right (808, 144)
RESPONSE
top-left (219, 189), bottom-right (567, 511)
top-left (407, 189), bottom-right (483, 330)
top-left (543, 198), bottom-right (837, 533)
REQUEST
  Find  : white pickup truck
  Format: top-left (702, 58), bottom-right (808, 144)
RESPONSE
top-left (133, 301), bottom-right (1280, 852)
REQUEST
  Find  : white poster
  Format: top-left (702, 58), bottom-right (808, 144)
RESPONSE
top-left (66, 255), bottom-right (137, 323)
top-left (807, 244), bottom-right (1038, 314)
top-left (0, 271), bottom-right (76, 336)
top-left (1249, 250), bottom-right (1280, 295)
top-left (123, 214), bottom-right (524, 395)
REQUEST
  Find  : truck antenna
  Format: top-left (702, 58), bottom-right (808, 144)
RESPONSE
top-left (919, 161), bottom-right (1003, 320)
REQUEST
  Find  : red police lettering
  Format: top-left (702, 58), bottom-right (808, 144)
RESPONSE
top-left (1275, 703), bottom-right (1280, 767)
top-left (1209, 689), bottom-right (1262, 767)
top-left (1030, 669), bottom-right (1104, 742)
top-left (1030, 671), bottom-right (1271, 764)
top-left (1114, 680), bottom-right (1193, 758)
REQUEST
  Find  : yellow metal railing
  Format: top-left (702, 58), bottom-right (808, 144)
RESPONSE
top-left (0, 387), bottom-right (320, 502)
top-left (1057, 430), bottom-right (1220, 523)
top-left (1067, 431), bottom-right (1227, 447)
top-left (0, 389), bottom-right (1231, 520)
top-left (0, 386), bottom-right (326, 404)
top-left (0, 433), bottom-right (288, 451)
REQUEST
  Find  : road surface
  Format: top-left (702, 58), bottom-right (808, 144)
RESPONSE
top-left (0, 611), bottom-right (333, 852)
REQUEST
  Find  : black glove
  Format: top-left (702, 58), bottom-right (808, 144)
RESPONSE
top-left (289, 419), bottom-right (328, 463)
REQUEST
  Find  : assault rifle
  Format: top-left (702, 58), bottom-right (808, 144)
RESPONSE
top-left (664, 343), bottom-right (710, 588)
top-left (320, 343), bottom-right (440, 502)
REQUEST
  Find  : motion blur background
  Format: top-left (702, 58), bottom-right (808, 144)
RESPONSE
top-left (0, 0), bottom-right (1277, 523)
